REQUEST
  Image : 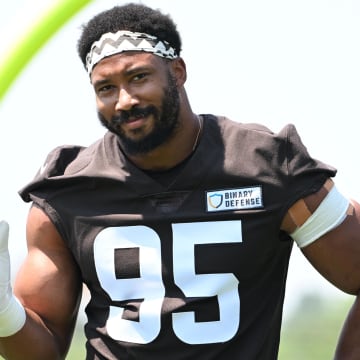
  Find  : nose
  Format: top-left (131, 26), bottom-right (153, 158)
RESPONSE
top-left (115, 88), bottom-right (139, 111)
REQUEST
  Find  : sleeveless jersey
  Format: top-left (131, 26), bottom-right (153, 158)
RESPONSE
top-left (19, 115), bottom-right (336, 359)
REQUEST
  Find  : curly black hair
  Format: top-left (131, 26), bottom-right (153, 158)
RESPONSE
top-left (77, 3), bottom-right (182, 68)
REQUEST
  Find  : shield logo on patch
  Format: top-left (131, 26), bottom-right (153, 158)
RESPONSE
top-left (208, 193), bottom-right (223, 209)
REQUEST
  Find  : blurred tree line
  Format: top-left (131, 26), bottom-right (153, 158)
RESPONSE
top-left (279, 294), bottom-right (353, 359)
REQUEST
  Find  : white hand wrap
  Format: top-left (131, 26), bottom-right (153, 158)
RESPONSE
top-left (0, 221), bottom-right (26, 337)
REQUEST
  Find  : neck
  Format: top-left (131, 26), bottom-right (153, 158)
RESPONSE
top-left (126, 112), bottom-right (202, 171)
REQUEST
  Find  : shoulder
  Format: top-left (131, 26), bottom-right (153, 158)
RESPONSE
top-left (18, 132), bottom-right (126, 202)
top-left (217, 115), bottom-right (274, 133)
top-left (204, 114), bottom-right (301, 148)
top-left (32, 132), bottom-right (119, 179)
top-left (39, 145), bottom-right (86, 177)
top-left (205, 114), bottom-right (299, 136)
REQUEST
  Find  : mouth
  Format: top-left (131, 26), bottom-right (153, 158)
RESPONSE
top-left (109, 106), bottom-right (156, 134)
top-left (121, 114), bottom-right (151, 133)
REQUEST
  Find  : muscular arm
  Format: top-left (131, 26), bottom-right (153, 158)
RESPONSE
top-left (282, 179), bottom-right (360, 359)
top-left (0, 206), bottom-right (82, 360)
top-left (301, 200), bottom-right (360, 359)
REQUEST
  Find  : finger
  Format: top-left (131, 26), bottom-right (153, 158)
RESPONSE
top-left (0, 221), bottom-right (10, 295)
top-left (0, 221), bottom-right (9, 252)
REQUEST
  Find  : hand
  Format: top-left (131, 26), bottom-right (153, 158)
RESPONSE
top-left (0, 221), bottom-right (26, 337)
top-left (0, 221), bottom-right (11, 311)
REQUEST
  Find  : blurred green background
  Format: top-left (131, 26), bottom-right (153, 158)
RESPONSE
top-left (279, 295), bottom-right (352, 359)
top-left (66, 294), bottom-right (353, 359)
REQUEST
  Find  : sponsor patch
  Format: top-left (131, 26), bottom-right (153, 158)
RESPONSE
top-left (206, 186), bottom-right (263, 212)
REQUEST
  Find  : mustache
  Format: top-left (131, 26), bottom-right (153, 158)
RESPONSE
top-left (111, 106), bottom-right (158, 125)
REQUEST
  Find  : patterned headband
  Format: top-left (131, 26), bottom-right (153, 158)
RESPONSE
top-left (85, 30), bottom-right (178, 75)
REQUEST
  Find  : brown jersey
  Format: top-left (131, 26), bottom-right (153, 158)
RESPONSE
top-left (19, 115), bottom-right (336, 359)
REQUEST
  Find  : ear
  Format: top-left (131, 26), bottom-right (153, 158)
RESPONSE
top-left (170, 57), bottom-right (187, 86)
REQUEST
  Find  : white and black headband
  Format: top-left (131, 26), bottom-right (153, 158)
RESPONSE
top-left (85, 30), bottom-right (178, 76)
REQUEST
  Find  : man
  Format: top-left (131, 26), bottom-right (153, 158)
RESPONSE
top-left (0, 3), bottom-right (359, 359)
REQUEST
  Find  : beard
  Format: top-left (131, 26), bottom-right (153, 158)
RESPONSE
top-left (97, 72), bottom-right (180, 156)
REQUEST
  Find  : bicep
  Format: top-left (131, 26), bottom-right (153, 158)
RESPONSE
top-left (14, 206), bottom-right (82, 353)
top-left (301, 200), bottom-right (360, 294)
top-left (281, 179), bottom-right (360, 294)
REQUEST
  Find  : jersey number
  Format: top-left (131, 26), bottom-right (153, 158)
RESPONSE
top-left (94, 221), bottom-right (241, 344)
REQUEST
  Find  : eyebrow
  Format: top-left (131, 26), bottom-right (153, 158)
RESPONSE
top-left (93, 78), bottom-right (109, 89)
top-left (92, 65), bottom-right (152, 89)
top-left (125, 65), bottom-right (152, 77)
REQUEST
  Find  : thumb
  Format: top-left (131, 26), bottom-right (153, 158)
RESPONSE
top-left (0, 221), bottom-right (9, 252)
top-left (0, 221), bottom-right (10, 298)
top-left (0, 222), bottom-right (25, 336)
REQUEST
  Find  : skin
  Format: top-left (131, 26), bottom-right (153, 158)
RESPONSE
top-left (0, 51), bottom-right (359, 359)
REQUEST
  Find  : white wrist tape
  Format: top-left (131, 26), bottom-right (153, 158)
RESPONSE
top-left (0, 221), bottom-right (26, 337)
top-left (290, 185), bottom-right (349, 248)
top-left (0, 295), bottom-right (26, 337)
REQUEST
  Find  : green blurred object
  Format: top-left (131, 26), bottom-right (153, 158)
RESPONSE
top-left (279, 294), bottom-right (352, 360)
top-left (0, 0), bottom-right (93, 103)
top-left (67, 324), bottom-right (86, 359)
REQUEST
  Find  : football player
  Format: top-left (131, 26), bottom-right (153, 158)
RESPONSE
top-left (0, 3), bottom-right (359, 359)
